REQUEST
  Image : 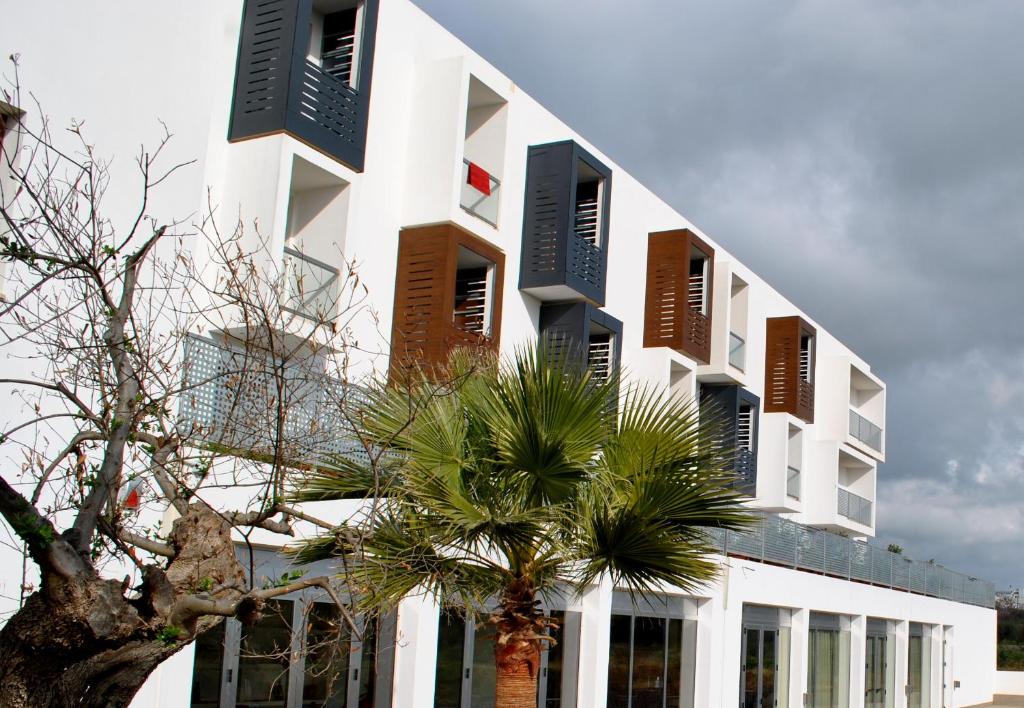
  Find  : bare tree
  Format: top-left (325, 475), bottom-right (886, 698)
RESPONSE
top-left (0, 64), bottom-right (384, 707)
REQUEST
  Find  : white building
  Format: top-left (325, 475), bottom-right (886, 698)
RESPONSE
top-left (0, 1), bottom-right (996, 707)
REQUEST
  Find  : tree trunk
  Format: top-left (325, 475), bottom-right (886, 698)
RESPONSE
top-left (0, 504), bottom-right (246, 708)
top-left (492, 578), bottom-right (552, 708)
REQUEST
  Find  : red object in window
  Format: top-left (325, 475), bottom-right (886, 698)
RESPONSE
top-left (124, 488), bottom-right (140, 510)
top-left (467, 162), bottom-right (492, 196)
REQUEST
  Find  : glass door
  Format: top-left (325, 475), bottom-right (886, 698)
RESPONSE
top-left (433, 607), bottom-right (581, 708)
top-left (740, 627), bottom-right (777, 708)
top-left (864, 635), bottom-right (886, 708)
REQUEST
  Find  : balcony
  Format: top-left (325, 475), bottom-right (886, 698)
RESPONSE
top-left (520, 141), bottom-right (612, 305)
top-left (228, 0), bottom-right (379, 171)
top-left (837, 487), bottom-right (873, 526)
top-left (849, 409), bottom-right (883, 452)
top-left (729, 332), bottom-right (746, 371)
top-left (178, 335), bottom-right (367, 470)
top-left (460, 158), bottom-right (501, 226)
top-left (283, 247), bottom-right (342, 321)
top-left (643, 229), bottom-right (715, 363)
top-left (704, 513), bottom-right (994, 608)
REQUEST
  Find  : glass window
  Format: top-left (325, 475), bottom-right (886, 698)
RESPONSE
top-left (606, 597), bottom-right (696, 708)
top-left (190, 621), bottom-right (226, 707)
top-left (301, 603), bottom-right (352, 708)
top-left (907, 623), bottom-right (932, 708)
top-left (470, 624), bottom-right (497, 707)
top-left (434, 612), bottom-right (466, 708)
top-left (806, 624), bottom-right (849, 708)
top-left (237, 599), bottom-right (294, 708)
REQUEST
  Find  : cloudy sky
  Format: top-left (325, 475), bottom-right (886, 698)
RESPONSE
top-left (414, 0), bottom-right (1024, 588)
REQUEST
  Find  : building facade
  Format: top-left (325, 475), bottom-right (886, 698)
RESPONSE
top-left (0, 1), bottom-right (996, 707)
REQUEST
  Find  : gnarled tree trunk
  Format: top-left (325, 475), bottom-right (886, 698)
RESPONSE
top-left (0, 504), bottom-right (246, 708)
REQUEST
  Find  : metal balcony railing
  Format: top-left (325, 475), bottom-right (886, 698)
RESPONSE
top-left (837, 487), bottom-right (873, 526)
top-left (786, 466), bottom-right (801, 499)
top-left (460, 159), bottom-right (501, 226)
top-left (178, 335), bottom-right (369, 470)
top-left (283, 247), bottom-right (342, 321)
top-left (849, 408), bottom-right (883, 451)
top-left (703, 513), bottom-right (995, 608)
top-left (729, 332), bottom-right (746, 371)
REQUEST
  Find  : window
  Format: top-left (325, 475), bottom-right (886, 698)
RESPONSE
top-left (606, 593), bottom-right (697, 708)
top-left (740, 605), bottom-right (791, 708)
top-left (573, 166), bottom-right (603, 248)
top-left (729, 275), bottom-right (749, 371)
top-left (282, 156), bottom-right (351, 322)
top-left (433, 606), bottom-right (581, 707)
top-left (391, 224), bottom-right (505, 377)
top-left (520, 141), bottom-right (612, 305)
top-left (538, 302), bottom-right (623, 386)
top-left (643, 229), bottom-right (715, 363)
top-left (461, 76), bottom-right (508, 226)
top-left (453, 247), bottom-right (495, 337)
top-left (700, 385), bottom-right (759, 493)
top-left (229, 0), bottom-right (379, 170)
top-left (805, 613), bottom-right (850, 708)
top-left (188, 549), bottom-right (393, 708)
top-left (764, 316), bottom-right (816, 423)
top-left (786, 425), bottom-right (802, 500)
top-left (907, 623), bottom-right (932, 708)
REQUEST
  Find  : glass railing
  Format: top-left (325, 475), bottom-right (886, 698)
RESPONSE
top-left (703, 513), bottom-right (994, 608)
top-left (837, 487), bottom-right (873, 526)
top-left (283, 247), bottom-right (342, 321)
top-left (729, 332), bottom-right (746, 371)
top-left (460, 158), bottom-right (501, 226)
top-left (849, 409), bottom-right (883, 451)
top-left (786, 466), bottom-right (801, 499)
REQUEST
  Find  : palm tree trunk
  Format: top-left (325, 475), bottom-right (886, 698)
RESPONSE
top-left (492, 578), bottom-right (549, 708)
top-left (494, 635), bottom-right (540, 708)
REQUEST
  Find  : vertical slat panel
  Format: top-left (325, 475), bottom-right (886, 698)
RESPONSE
top-left (391, 225), bottom-right (505, 379)
top-left (520, 142), bottom-right (574, 289)
top-left (642, 229), bottom-right (713, 363)
top-left (764, 316), bottom-right (815, 422)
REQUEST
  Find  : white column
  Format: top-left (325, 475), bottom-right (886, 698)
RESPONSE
top-left (390, 592), bottom-right (441, 708)
top-left (575, 574), bottom-right (613, 708)
top-left (694, 593), bottom-right (724, 707)
top-left (791, 608), bottom-right (810, 708)
top-left (849, 614), bottom-right (867, 708)
top-left (895, 620), bottom-right (909, 708)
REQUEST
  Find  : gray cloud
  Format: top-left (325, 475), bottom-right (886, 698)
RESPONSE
top-left (414, 0), bottom-right (1024, 587)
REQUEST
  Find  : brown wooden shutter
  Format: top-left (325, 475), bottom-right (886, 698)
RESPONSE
top-left (391, 224), bottom-right (504, 380)
top-left (764, 316), bottom-right (815, 422)
top-left (642, 229), bottom-right (713, 363)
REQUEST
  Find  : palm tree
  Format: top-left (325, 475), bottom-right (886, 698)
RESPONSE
top-left (290, 345), bottom-right (754, 708)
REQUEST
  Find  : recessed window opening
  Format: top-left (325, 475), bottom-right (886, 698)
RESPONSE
top-left (574, 163), bottom-right (603, 248)
top-left (587, 325), bottom-right (614, 383)
top-left (453, 246), bottom-right (495, 337)
top-left (283, 157), bottom-right (350, 321)
top-left (461, 77), bottom-right (508, 226)
top-left (688, 251), bottom-right (709, 315)
top-left (787, 425), bottom-right (802, 500)
top-left (799, 333), bottom-right (814, 383)
top-left (309, 0), bottom-right (363, 87)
